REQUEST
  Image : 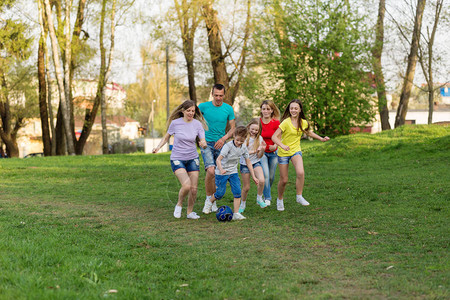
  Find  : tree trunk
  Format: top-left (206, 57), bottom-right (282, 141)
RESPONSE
top-left (76, 0), bottom-right (116, 155)
top-left (43, 0), bottom-right (76, 154)
top-left (394, 0), bottom-right (426, 128)
top-left (372, 0), bottom-right (391, 130)
top-left (175, 0), bottom-right (199, 103)
top-left (0, 70), bottom-right (21, 158)
top-left (38, 35), bottom-right (52, 156)
top-left (202, 1), bottom-right (230, 103)
top-left (55, 106), bottom-right (66, 155)
top-left (37, 0), bottom-right (52, 156)
top-left (428, 86), bottom-right (434, 124)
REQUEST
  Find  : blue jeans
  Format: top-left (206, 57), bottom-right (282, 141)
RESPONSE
top-left (214, 173), bottom-right (241, 200)
top-left (278, 151), bottom-right (302, 164)
top-left (239, 161), bottom-right (262, 174)
top-left (200, 141), bottom-right (222, 170)
top-left (260, 151), bottom-right (278, 200)
top-left (170, 158), bottom-right (200, 173)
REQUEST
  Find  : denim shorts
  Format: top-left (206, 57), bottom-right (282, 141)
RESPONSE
top-left (240, 161), bottom-right (262, 174)
top-left (214, 173), bottom-right (241, 200)
top-left (278, 151), bottom-right (302, 165)
top-left (170, 158), bottom-right (200, 173)
top-left (200, 141), bottom-right (222, 170)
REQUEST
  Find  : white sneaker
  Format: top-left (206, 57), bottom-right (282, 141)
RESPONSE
top-left (296, 195), bottom-right (310, 206)
top-left (265, 200), bottom-right (271, 206)
top-left (277, 199), bottom-right (284, 211)
top-left (173, 205), bottom-right (182, 218)
top-left (232, 212), bottom-right (246, 220)
top-left (211, 201), bottom-right (218, 212)
top-left (202, 199), bottom-right (213, 214)
top-left (187, 212), bottom-right (200, 219)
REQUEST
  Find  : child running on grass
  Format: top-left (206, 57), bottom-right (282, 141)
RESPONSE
top-left (202, 126), bottom-right (259, 220)
top-left (239, 118), bottom-right (267, 213)
top-left (271, 99), bottom-right (330, 211)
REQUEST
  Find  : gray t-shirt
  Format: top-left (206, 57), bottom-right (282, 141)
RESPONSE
top-left (216, 140), bottom-right (249, 175)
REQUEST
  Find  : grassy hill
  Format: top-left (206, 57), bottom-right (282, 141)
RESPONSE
top-left (0, 125), bottom-right (448, 299)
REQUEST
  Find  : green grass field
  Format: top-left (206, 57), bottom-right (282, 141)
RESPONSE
top-left (0, 125), bottom-right (449, 299)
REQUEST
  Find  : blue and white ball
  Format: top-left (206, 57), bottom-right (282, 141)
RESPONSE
top-left (216, 205), bottom-right (233, 222)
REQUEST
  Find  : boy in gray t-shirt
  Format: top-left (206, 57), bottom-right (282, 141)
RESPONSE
top-left (202, 126), bottom-right (259, 220)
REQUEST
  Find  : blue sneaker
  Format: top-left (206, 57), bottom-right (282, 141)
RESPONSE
top-left (239, 201), bottom-right (246, 213)
top-left (257, 198), bottom-right (268, 208)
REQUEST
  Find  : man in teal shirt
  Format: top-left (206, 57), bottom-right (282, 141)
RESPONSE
top-left (199, 84), bottom-right (236, 212)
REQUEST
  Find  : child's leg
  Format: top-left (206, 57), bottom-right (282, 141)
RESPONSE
top-left (203, 174), bottom-right (226, 214)
top-left (277, 163), bottom-right (289, 200)
top-left (229, 173), bottom-right (243, 214)
top-left (253, 166), bottom-right (265, 197)
top-left (233, 197), bottom-right (241, 213)
top-left (291, 154), bottom-right (305, 196)
top-left (241, 172), bottom-right (251, 203)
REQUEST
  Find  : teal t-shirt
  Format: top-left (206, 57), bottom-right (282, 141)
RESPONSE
top-left (198, 101), bottom-right (235, 142)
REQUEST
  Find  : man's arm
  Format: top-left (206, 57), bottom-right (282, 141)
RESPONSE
top-left (214, 119), bottom-right (236, 149)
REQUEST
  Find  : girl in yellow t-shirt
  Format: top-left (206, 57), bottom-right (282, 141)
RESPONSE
top-left (271, 99), bottom-right (330, 211)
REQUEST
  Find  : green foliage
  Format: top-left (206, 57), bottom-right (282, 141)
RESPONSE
top-left (254, 0), bottom-right (375, 136)
top-left (0, 125), bottom-right (448, 298)
top-left (0, 19), bottom-right (32, 62)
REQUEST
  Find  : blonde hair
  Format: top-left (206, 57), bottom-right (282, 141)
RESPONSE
top-left (166, 100), bottom-right (208, 130)
top-left (245, 118), bottom-right (262, 152)
top-left (260, 100), bottom-right (281, 120)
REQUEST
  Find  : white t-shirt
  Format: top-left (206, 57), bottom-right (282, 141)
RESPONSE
top-left (240, 136), bottom-right (263, 166)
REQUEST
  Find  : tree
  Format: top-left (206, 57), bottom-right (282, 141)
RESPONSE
top-left (0, 1), bottom-right (33, 157)
top-left (394, 0), bottom-right (426, 128)
top-left (202, 0), bottom-right (251, 105)
top-left (254, 0), bottom-right (375, 136)
top-left (37, 0), bottom-right (52, 156)
top-left (416, 0), bottom-right (446, 124)
top-left (173, 0), bottom-right (202, 103)
top-left (125, 43), bottom-right (185, 137)
top-left (371, 0), bottom-right (390, 130)
top-left (43, 0), bottom-right (76, 155)
top-left (100, 0), bottom-right (116, 154)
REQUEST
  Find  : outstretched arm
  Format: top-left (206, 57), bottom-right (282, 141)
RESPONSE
top-left (152, 133), bottom-right (171, 153)
top-left (307, 130), bottom-right (330, 142)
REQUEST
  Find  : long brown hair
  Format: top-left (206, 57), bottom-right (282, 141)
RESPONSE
top-left (245, 118), bottom-right (262, 151)
top-left (166, 100), bottom-right (208, 130)
top-left (260, 100), bottom-right (281, 120)
top-left (280, 99), bottom-right (310, 133)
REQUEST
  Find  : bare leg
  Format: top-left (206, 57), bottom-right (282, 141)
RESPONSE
top-left (174, 169), bottom-right (191, 207)
top-left (291, 155), bottom-right (305, 195)
top-left (186, 171), bottom-right (199, 214)
top-left (233, 197), bottom-right (241, 213)
top-left (277, 163), bottom-right (289, 199)
top-left (253, 166), bottom-right (265, 196)
top-left (205, 166), bottom-right (216, 197)
top-left (241, 173), bottom-right (251, 202)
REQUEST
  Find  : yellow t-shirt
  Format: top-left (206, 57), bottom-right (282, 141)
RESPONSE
top-left (278, 118), bottom-right (309, 157)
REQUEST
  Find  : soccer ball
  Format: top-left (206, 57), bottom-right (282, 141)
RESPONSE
top-left (216, 205), bottom-right (233, 222)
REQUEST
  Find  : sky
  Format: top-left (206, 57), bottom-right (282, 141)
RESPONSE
top-left (7, 0), bottom-right (450, 89)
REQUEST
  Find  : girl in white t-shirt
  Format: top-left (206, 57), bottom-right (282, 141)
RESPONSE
top-left (239, 118), bottom-right (267, 213)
